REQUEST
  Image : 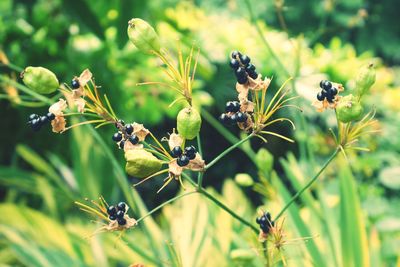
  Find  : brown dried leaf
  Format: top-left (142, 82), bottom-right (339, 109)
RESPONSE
top-left (169, 160), bottom-right (183, 177)
top-left (49, 99), bottom-right (67, 116)
top-left (185, 153), bottom-right (205, 171)
top-left (132, 123), bottom-right (149, 141)
top-left (167, 130), bottom-right (183, 151)
top-left (51, 115), bottom-right (66, 133)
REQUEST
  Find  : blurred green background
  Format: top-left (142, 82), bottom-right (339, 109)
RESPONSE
top-left (1, 0), bottom-right (400, 266)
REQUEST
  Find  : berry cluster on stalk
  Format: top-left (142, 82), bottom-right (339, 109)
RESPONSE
top-left (317, 80), bottom-right (338, 103)
top-left (107, 202), bottom-right (128, 226)
top-left (112, 120), bottom-right (139, 149)
top-left (219, 101), bottom-right (248, 125)
top-left (171, 145), bottom-right (197, 167)
top-left (256, 212), bottom-right (275, 234)
top-left (27, 112), bottom-right (55, 131)
top-left (229, 51), bottom-right (259, 84)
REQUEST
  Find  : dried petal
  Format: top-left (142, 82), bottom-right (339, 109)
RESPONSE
top-left (240, 100), bottom-right (254, 113)
top-left (132, 123), bottom-right (149, 141)
top-left (51, 115), bottom-right (66, 133)
top-left (49, 98), bottom-right (67, 116)
top-left (78, 69), bottom-right (92, 87)
top-left (185, 153), bottom-right (205, 171)
top-left (237, 116), bottom-right (254, 131)
top-left (168, 160), bottom-right (183, 177)
top-left (75, 98), bottom-right (86, 113)
top-left (167, 130), bottom-right (183, 151)
top-left (123, 141), bottom-right (144, 151)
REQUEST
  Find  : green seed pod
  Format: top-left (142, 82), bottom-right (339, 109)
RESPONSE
top-left (356, 63), bottom-right (376, 98)
top-left (125, 149), bottom-right (162, 178)
top-left (177, 107), bottom-right (201, 140)
top-left (230, 249), bottom-right (254, 263)
top-left (21, 66), bottom-right (59, 94)
top-left (255, 148), bottom-right (274, 175)
top-left (336, 94), bottom-right (364, 123)
top-left (127, 18), bottom-right (160, 54)
top-left (235, 173), bottom-right (254, 187)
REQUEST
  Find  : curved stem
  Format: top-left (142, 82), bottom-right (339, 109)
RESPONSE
top-left (205, 133), bottom-right (254, 170)
top-left (274, 148), bottom-right (339, 221)
top-left (136, 191), bottom-right (197, 223)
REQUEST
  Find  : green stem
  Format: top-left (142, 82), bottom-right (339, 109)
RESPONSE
top-left (274, 148), bottom-right (339, 221)
top-left (205, 133), bottom-right (254, 170)
top-left (197, 172), bottom-right (204, 187)
top-left (136, 191), bottom-right (197, 223)
top-left (182, 173), bottom-right (259, 233)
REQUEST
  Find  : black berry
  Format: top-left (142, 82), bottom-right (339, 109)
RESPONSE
top-left (119, 140), bottom-right (125, 149)
top-left (107, 205), bottom-right (117, 215)
top-left (230, 113), bottom-right (238, 124)
top-left (235, 67), bottom-right (247, 79)
top-left (231, 51), bottom-right (241, 59)
top-left (117, 218), bottom-right (127, 226)
top-left (246, 63), bottom-right (256, 72)
top-left (125, 124), bottom-right (133, 135)
top-left (28, 114), bottom-right (39, 121)
top-left (236, 112), bottom-right (248, 123)
top-left (177, 155), bottom-right (190, 167)
top-left (112, 132), bottom-right (122, 142)
top-left (329, 87), bottom-right (338, 96)
top-left (237, 75), bottom-right (248, 85)
top-left (320, 80), bottom-right (332, 90)
top-left (109, 215), bottom-right (117, 221)
top-left (219, 113), bottom-right (230, 124)
top-left (116, 210), bottom-right (125, 219)
top-left (39, 116), bottom-right (48, 124)
top-left (229, 59), bottom-right (240, 69)
top-left (129, 134), bottom-right (139, 145)
top-left (46, 112), bottom-right (55, 121)
top-left (317, 91), bottom-right (324, 101)
top-left (225, 101), bottom-right (235, 112)
top-left (248, 70), bottom-right (258, 79)
top-left (239, 55), bottom-right (251, 65)
top-left (171, 146), bottom-right (183, 158)
top-left (71, 79), bottom-right (80, 89)
top-left (30, 119), bottom-right (41, 131)
top-left (117, 202), bottom-right (126, 212)
top-left (231, 101), bottom-right (240, 113)
top-left (184, 146), bottom-right (196, 158)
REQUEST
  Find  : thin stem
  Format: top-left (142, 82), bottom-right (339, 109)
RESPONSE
top-left (274, 148), bottom-right (339, 221)
top-left (197, 172), bottom-right (204, 187)
top-left (181, 173), bottom-right (258, 233)
top-left (205, 133), bottom-right (254, 170)
top-left (136, 191), bottom-right (197, 223)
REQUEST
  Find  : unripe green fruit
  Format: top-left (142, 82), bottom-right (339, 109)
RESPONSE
top-left (230, 249), bottom-right (254, 263)
top-left (21, 66), bottom-right (59, 94)
top-left (255, 148), bottom-right (274, 175)
top-left (235, 173), bottom-right (254, 187)
top-left (356, 63), bottom-right (376, 98)
top-left (336, 94), bottom-right (364, 123)
top-left (177, 107), bottom-right (201, 140)
top-left (125, 149), bottom-right (162, 178)
top-left (127, 18), bottom-right (160, 53)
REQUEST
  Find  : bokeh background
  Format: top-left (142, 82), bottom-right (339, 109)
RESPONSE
top-left (1, 0), bottom-right (399, 266)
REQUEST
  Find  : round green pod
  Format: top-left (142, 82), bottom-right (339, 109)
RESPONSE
top-left (127, 18), bottom-right (160, 54)
top-left (235, 173), bottom-right (254, 187)
top-left (21, 66), bottom-right (59, 94)
top-left (230, 249), bottom-right (255, 263)
top-left (177, 107), bottom-right (202, 140)
top-left (356, 63), bottom-right (376, 98)
top-left (336, 94), bottom-right (364, 123)
top-left (125, 149), bottom-right (162, 178)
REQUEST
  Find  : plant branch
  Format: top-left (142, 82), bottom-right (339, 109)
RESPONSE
top-left (274, 148), bottom-right (339, 221)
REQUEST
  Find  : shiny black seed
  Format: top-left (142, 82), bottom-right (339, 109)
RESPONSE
top-left (116, 210), bottom-right (125, 219)
top-left (39, 116), bottom-right (48, 124)
top-left (225, 101), bottom-right (235, 112)
top-left (326, 95), bottom-right (334, 103)
top-left (329, 87), bottom-right (338, 96)
top-left (117, 202), bottom-right (126, 212)
top-left (112, 132), bottom-right (122, 142)
top-left (265, 212), bottom-right (271, 220)
top-left (30, 119), bottom-right (41, 131)
top-left (236, 112), bottom-right (248, 123)
top-left (256, 217), bottom-right (261, 224)
top-left (248, 70), bottom-right (258, 79)
top-left (117, 218), bottom-right (127, 225)
top-left (237, 75), bottom-right (248, 85)
top-left (231, 101), bottom-right (240, 113)
top-left (239, 55), bottom-right (251, 65)
top-left (235, 67), bottom-right (247, 79)
top-left (28, 114), bottom-right (39, 121)
top-left (219, 113), bottom-right (230, 124)
top-left (177, 155), bottom-right (190, 167)
top-left (229, 59), bottom-right (240, 69)
top-left (319, 80), bottom-right (326, 88)
top-left (230, 113), bottom-right (238, 124)
top-left (246, 63), bottom-right (256, 72)
top-left (321, 80), bottom-right (332, 90)
top-left (184, 146), bottom-right (196, 158)
top-left (125, 124), bottom-right (133, 134)
top-left (46, 112), bottom-right (55, 121)
top-left (107, 205), bottom-right (117, 215)
top-left (171, 146), bottom-right (182, 157)
top-left (109, 215), bottom-right (117, 221)
top-left (129, 134), bottom-right (139, 145)
top-left (119, 140), bottom-right (125, 149)
top-left (71, 79), bottom-right (80, 89)
top-left (317, 91), bottom-right (324, 101)
top-left (231, 50), bottom-right (241, 59)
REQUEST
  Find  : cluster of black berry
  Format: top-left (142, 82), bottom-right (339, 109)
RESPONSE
top-left (219, 101), bottom-right (248, 125)
top-left (27, 112), bottom-right (56, 131)
top-left (112, 120), bottom-right (139, 149)
top-left (107, 202), bottom-right (128, 226)
top-left (317, 80), bottom-right (338, 103)
top-left (256, 212), bottom-right (275, 234)
top-left (229, 51), bottom-right (258, 84)
top-left (171, 145), bottom-right (197, 167)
